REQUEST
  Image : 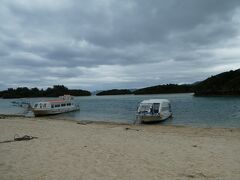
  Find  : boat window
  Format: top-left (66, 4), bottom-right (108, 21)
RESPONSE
top-left (43, 104), bottom-right (46, 108)
top-left (138, 104), bottom-right (152, 113)
top-left (34, 104), bottom-right (38, 108)
top-left (39, 103), bottom-right (42, 108)
top-left (61, 104), bottom-right (66, 107)
top-left (67, 103), bottom-right (71, 106)
top-left (51, 105), bottom-right (54, 108)
top-left (153, 103), bottom-right (160, 113)
top-left (55, 104), bottom-right (60, 108)
top-left (161, 106), bottom-right (169, 112)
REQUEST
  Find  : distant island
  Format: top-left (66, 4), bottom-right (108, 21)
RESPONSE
top-left (95, 84), bottom-right (193, 96)
top-left (194, 69), bottom-right (240, 96)
top-left (1, 69), bottom-right (239, 98)
top-left (96, 89), bottom-right (132, 96)
top-left (95, 69), bottom-right (240, 96)
top-left (0, 85), bottom-right (91, 99)
top-left (133, 84), bottom-right (194, 95)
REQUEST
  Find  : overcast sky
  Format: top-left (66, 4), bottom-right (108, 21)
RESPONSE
top-left (1, 0), bottom-right (240, 91)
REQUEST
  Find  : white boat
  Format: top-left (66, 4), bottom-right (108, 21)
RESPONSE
top-left (30, 95), bottom-right (80, 117)
top-left (136, 99), bottom-right (172, 123)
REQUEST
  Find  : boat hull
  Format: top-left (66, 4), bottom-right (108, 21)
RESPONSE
top-left (33, 107), bottom-right (80, 117)
top-left (137, 114), bottom-right (172, 123)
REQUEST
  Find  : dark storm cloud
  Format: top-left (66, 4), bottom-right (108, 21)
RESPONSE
top-left (0, 0), bottom-right (240, 90)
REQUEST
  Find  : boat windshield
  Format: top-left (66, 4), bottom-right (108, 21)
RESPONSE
top-left (138, 103), bottom-right (152, 113)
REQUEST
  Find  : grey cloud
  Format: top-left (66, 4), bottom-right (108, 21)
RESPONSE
top-left (86, 0), bottom-right (240, 46)
top-left (0, 0), bottom-right (240, 90)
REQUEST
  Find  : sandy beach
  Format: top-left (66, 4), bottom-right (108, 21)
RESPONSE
top-left (0, 117), bottom-right (240, 180)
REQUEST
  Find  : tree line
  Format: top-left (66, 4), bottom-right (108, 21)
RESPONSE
top-left (1, 69), bottom-right (239, 98)
top-left (95, 69), bottom-right (240, 96)
top-left (96, 89), bottom-right (132, 96)
top-left (194, 69), bottom-right (240, 96)
top-left (96, 84), bottom-right (194, 96)
top-left (0, 85), bottom-right (91, 99)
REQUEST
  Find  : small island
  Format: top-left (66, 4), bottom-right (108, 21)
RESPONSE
top-left (0, 85), bottom-right (91, 99)
top-left (96, 89), bottom-right (133, 96)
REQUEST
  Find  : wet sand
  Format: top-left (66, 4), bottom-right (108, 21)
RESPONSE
top-left (0, 117), bottom-right (240, 180)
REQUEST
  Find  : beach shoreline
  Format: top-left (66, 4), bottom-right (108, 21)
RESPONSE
top-left (1, 117), bottom-right (240, 180)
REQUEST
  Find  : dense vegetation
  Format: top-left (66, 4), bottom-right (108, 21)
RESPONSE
top-left (194, 69), bottom-right (240, 96)
top-left (133, 84), bottom-right (194, 95)
top-left (1, 69), bottom-right (239, 98)
top-left (0, 85), bottom-right (91, 99)
top-left (96, 89), bottom-right (133, 96)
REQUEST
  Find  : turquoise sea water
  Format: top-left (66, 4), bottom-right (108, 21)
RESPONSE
top-left (1, 93), bottom-right (240, 128)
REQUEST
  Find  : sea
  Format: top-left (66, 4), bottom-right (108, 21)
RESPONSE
top-left (1, 93), bottom-right (240, 128)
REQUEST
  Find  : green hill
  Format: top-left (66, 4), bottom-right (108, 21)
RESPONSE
top-left (194, 69), bottom-right (240, 96)
top-left (0, 85), bottom-right (91, 99)
top-left (133, 84), bottom-right (193, 95)
top-left (96, 89), bottom-right (132, 96)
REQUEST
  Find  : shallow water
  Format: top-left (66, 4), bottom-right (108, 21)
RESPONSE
top-left (1, 93), bottom-right (240, 128)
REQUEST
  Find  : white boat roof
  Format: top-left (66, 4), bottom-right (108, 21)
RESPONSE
top-left (140, 99), bottom-right (170, 104)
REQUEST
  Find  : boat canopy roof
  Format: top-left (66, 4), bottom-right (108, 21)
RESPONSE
top-left (140, 99), bottom-right (170, 104)
top-left (34, 95), bottom-right (74, 104)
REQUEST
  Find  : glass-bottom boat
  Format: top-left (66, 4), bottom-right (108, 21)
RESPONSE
top-left (136, 99), bottom-right (172, 123)
top-left (28, 95), bottom-right (80, 117)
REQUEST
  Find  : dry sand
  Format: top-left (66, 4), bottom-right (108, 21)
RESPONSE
top-left (0, 117), bottom-right (240, 180)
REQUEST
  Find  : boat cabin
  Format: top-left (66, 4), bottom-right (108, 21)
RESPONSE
top-left (33, 101), bottom-right (74, 110)
top-left (31, 95), bottom-right (80, 116)
top-left (33, 95), bottom-right (75, 110)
